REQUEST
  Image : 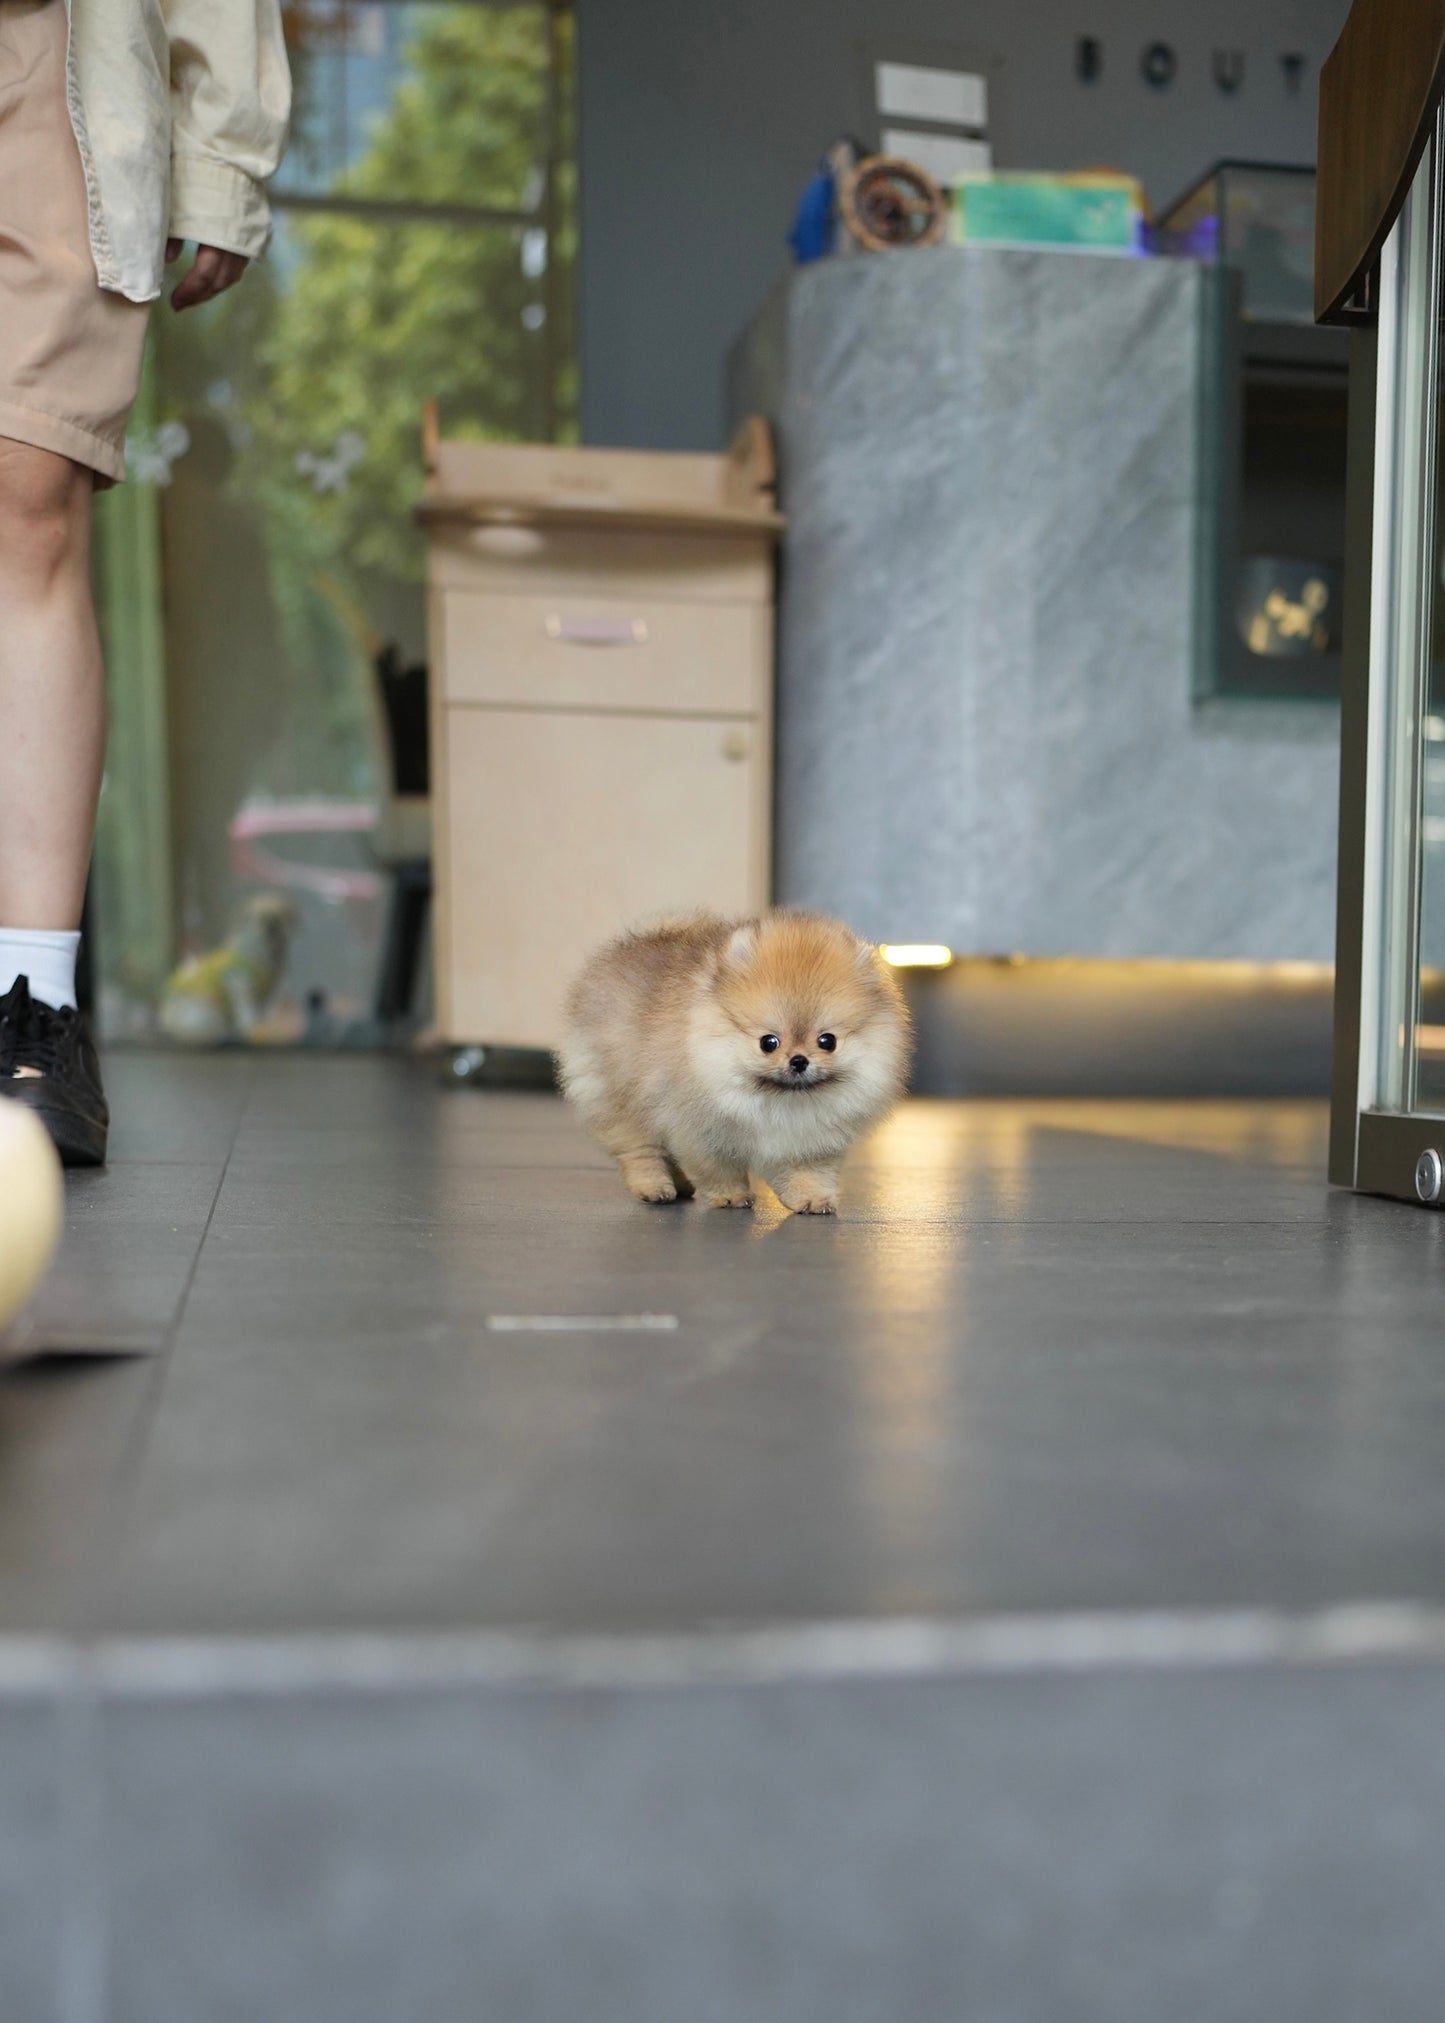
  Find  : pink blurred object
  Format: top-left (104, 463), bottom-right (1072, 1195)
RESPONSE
top-left (228, 798), bottom-right (383, 904)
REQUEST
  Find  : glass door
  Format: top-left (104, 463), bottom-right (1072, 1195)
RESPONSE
top-left (89, 0), bottom-right (579, 1045)
top-left (1334, 102), bottom-right (1445, 1202)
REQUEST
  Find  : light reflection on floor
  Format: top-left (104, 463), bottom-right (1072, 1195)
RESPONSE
top-left (861, 1099), bottom-right (1328, 1174)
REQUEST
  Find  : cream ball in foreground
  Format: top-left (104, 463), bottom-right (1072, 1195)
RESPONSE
top-left (0, 1102), bottom-right (64, 1338)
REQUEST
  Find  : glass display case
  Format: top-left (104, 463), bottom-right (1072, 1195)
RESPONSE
top-left (1158, 162), bottom-right (1318, 324)
top-left (1159, 163), bottom-right (1349, 703)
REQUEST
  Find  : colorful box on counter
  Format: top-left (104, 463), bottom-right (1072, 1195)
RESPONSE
top-left (951, 174), bottom-right (1143, 252)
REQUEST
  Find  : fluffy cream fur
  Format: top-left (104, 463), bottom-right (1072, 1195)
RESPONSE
top-left (557, 910), bottom-right (911, 1214)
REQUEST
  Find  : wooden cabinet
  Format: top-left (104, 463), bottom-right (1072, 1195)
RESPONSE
top-left (420, 419), bottom-right (781, 1050)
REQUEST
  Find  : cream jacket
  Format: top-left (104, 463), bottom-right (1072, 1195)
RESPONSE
top-left (64, 0), bottom-right (291, 302)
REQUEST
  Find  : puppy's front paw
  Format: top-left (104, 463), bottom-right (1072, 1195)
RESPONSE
top-left (776, 1170), bottom-right (841, 1216)
top-left (618, 1151), bottom-right (683, 1205)
top-left (706, 1189), bottom-right (753, 1210)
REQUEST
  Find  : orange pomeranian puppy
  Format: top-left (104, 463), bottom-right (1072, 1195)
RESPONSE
top-left (557, 911), bottom-right (912, 1215)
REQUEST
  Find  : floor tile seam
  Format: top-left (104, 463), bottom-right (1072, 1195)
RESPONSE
top-left (6, 1602), bottom-right (1445, 1700)
top-left (183, 1212), bottom-right (1340, 1233)
top-left (63, 1101), bottom-right (250, 1646)
top-left (214, 1163), bottom-right (616, 1180)
top-left (845, 1215), bottom-right (1345, 1227)
top-left (77, 1156), bottom-right (241, 1171)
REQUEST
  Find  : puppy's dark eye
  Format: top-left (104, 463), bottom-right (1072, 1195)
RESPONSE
top-left (817, 1033), bottom-right (837, 1053)
top-left (760, 1034), bottom-right (781, 1054)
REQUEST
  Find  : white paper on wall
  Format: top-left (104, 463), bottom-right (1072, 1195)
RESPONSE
top-left (875, 63), bottom-right (988, 130)
top-left (881, 129), bottom-right (993, 181)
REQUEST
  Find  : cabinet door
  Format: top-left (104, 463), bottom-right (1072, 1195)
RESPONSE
top-left (440, 709), bottom-right (770, 1047)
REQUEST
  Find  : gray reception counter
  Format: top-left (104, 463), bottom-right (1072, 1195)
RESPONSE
top-left (730, 247), bottom-right (1340, 964)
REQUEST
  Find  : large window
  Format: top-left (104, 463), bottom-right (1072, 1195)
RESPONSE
top-left (92, 0), bottom-right (577, 1042)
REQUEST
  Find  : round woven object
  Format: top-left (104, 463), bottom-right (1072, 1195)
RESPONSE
top-left (840, 155), bottom-right (948, 252)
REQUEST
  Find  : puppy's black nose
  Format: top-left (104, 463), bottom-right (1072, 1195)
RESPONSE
top-left (788, 1054), bottom-right (809, 1075)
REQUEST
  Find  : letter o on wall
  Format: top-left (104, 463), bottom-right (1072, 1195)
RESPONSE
top-left (1141, 41), bottom-right (1177, 89)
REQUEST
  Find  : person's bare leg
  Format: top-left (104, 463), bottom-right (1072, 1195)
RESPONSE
top-left (0, 439), bottom-right (111, 1166)
top-left (0, 441), bottom-right (104, 931)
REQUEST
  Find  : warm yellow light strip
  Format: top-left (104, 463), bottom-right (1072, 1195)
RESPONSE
top-left (874, 950), bottom-right (1341, 980)
top-left (880, 944), bottom-right (954, 969)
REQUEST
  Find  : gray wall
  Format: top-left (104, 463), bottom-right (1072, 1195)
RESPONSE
top-left (575, 0), bottom-right (1350, 450)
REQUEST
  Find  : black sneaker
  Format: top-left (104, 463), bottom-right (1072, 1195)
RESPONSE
top-left (0, 976), bottom-right (109, 1167)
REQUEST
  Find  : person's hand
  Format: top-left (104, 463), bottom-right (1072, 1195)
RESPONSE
top-left (165, 240), bottom-right (250, 311)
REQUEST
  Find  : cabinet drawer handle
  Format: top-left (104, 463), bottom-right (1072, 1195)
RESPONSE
top-left (544, 614), bottom-right (649, 646)
top-left (722, 732), bottom-right (750, 762)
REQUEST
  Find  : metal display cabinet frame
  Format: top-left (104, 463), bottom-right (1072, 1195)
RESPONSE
top-left (1325, 0), bottom-right (1445, 1204)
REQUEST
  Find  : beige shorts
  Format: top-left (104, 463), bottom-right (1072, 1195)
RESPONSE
top-left (0, 0), bottom-right (150, 485)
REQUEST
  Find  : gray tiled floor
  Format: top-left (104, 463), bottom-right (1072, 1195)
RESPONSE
top-left (9, 1057), bottom-right (1445, 2022)
top-left (4, 1059), bottom-right (1445, 1637)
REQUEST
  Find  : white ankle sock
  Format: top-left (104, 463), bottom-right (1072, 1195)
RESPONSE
top-left (0, 929), bottom-right (81, 1012)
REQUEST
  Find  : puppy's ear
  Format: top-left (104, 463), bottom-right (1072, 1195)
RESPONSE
top-left (724, 922), bottom-right (760, 969)
top-left (854, 938), bottom-right (880, 971)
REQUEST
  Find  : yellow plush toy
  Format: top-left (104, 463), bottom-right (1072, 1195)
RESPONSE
top-left (159, 891), bottom-right (298, 1045)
